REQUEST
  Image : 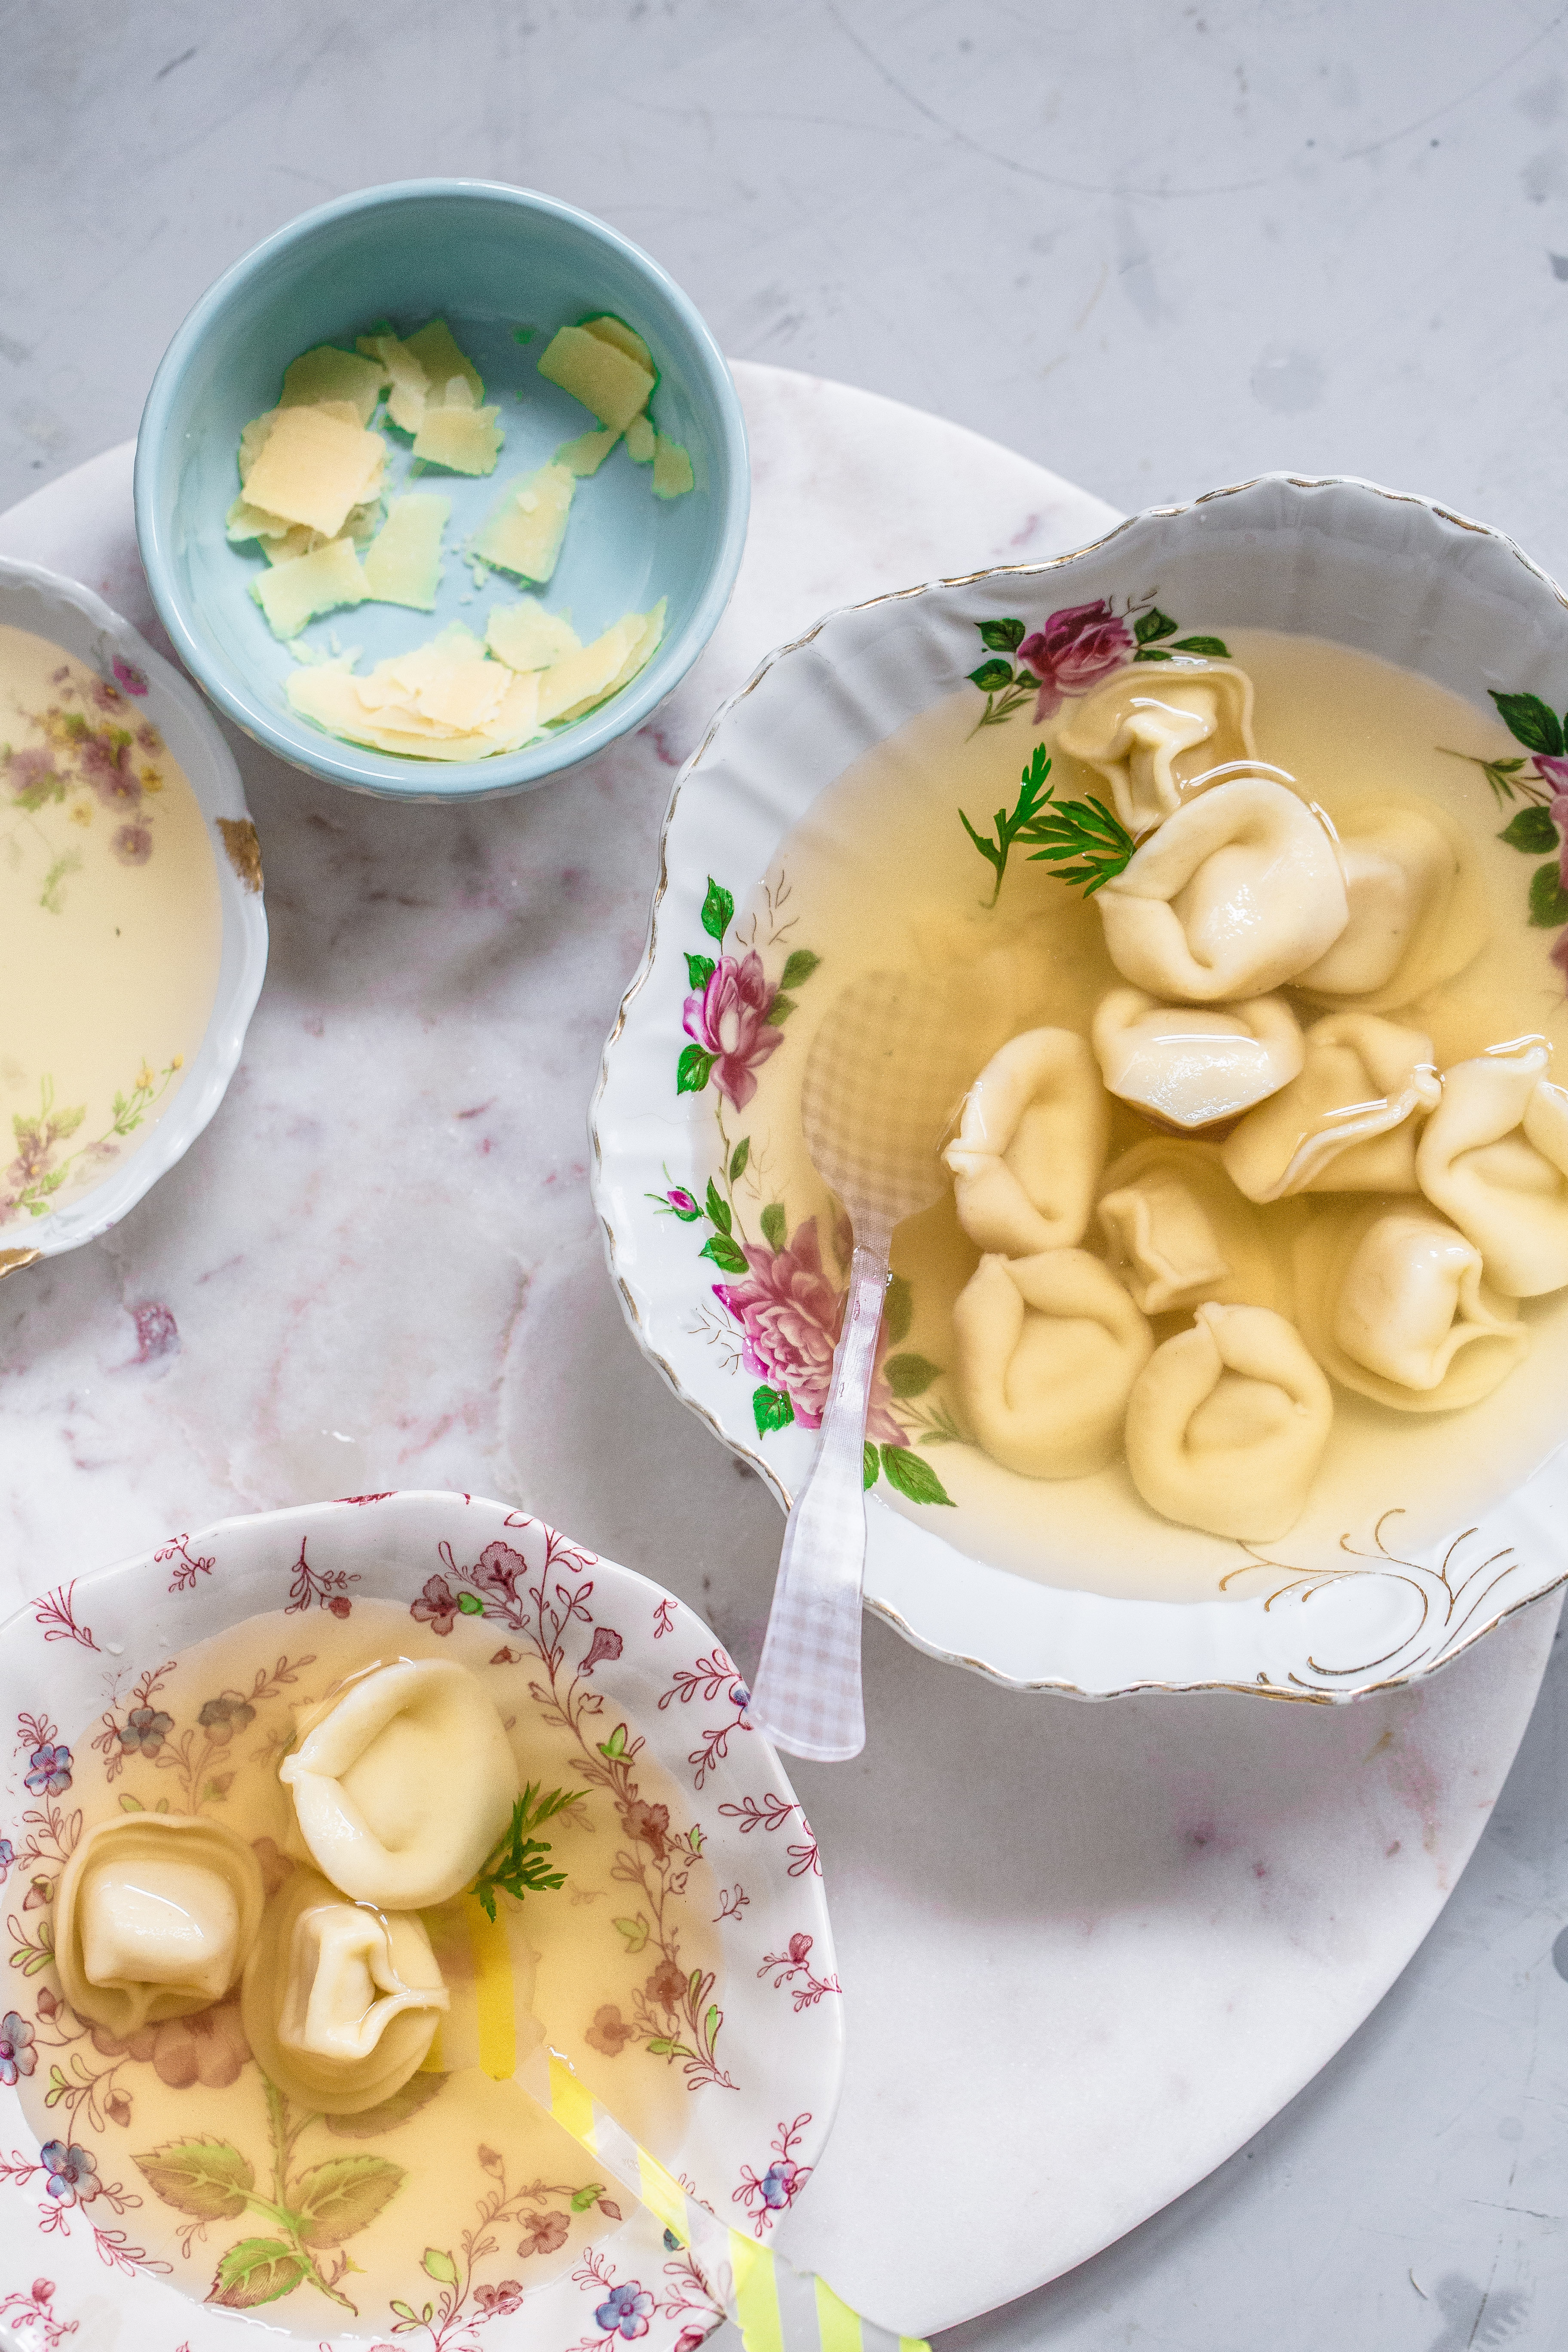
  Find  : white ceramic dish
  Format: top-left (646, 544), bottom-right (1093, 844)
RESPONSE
top-left (591, 471), bottom-right (1568, 1705)
top-left (0, 1489), bottom-right (841, 2350)
top-left (0, 557), bottom-right (267, 1269)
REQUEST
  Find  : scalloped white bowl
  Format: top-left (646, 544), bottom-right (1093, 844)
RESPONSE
top-left (0, 556), bottom-right (267, 1267)
top-left (591, 472), bottom-right (1568, 1705)
top-left (0, 1490), bottom-right (842, 2351)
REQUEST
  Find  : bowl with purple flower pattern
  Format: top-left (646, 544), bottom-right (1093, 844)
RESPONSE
top-left (0, 557), bottom-right (267, 1273)
top-left (592, 472), bottom-right (1568, 1705)
top-left (0, 1490), bottom-right (842, 2350)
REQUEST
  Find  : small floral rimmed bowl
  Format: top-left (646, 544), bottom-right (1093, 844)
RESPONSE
top-left (592, 472), bottom-right (1568, 1706)
top-left (0, 1491), bottom-right (841, 2351)
top-left (134, 180), bottom-right (749, 803)
top-left (0, 557), bottom-right (267, 1274)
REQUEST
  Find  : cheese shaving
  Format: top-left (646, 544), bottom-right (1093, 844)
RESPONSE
top-left (410, 402), bottom-right (504, 475)
top-left (473, 462), bottom-right (575, 580)
top-left (557, 427), bottom-right (620, 477)
top-left (361, 493), bottom-right (450, 609)
top-left (537, 325), bottom-right (655, 434)
top-left (252, 538), bottom-right (370, 640)
top-left (582, 315), bottom-right (655, 374)
top-left (623, 413), bottom-right (655, 466)
top-left (357, 333), bottom-right (431, 434)
top-left (279, 345), bottom-right (389, 426)
top-left (652, 437), bottom-right (695, 500)
top-left (545, 599), bottom-right (666, 723)
top-left (286, 628), bottom-right (542, 760)
top-left (486, 598), bottom-right (582, 672)
top-left (242, 406), bottom-right (387, 537)
top-left (403, 319), bottom-right (484, 405)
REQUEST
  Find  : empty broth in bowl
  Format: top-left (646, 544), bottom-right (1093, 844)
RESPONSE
top-left (713, 627), bottom-right (1568, 1600)
top-left (0, 625), bottom-right (220, 1231)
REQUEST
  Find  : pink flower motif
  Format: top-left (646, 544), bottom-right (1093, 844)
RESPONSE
top-left (112, 823), bottom-right (153, 866)
top-left (683, 952), bottom-right (784, 1111)
top-left (518, 2208), bottom-right (570, 2256)
top-left (475, 1540), bottom-right (527, 1600)
top-left (111, 657), bottom-right (149, 697)
top-left (581, 1626), bottom-right (623, 1674)
top-left (787, 1932), bottom-right (813, 1966)
top-left (713, 1217), bottom-right (905, 1444)
top-left (411, 1573), bottom-right (459, 1634)
top-left (1016, 599), bottom-right (1133, 721)
top-left (1546, 786), bottom-right (1568, 888)
top-left (80, 731), bottom-right (141, 808)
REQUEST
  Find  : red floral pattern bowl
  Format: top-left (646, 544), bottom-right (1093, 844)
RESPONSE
top-left (0, 1491), bottom-right (842, 2349)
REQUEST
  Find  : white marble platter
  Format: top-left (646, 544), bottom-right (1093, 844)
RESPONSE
top-left (0, 368), bottom-right (1559, 2339)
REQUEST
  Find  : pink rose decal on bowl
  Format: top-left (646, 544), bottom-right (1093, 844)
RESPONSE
top-left (1441, 687), bottom-right (1568, 991)
top-left (668, 874), bottom-right (958, 1510)
top-left (712, 1217), bottom-right (905, 1448)
top-left (963, 599), bottom-right (1231, 729)
top-left (1016, 599), bottom-right (1133, 720)
top-left (682, 950), bottom-right (783, 1113)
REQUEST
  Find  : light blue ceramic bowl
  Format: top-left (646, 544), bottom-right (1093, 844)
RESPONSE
top-left (135, 179), bottom-right (750, 801)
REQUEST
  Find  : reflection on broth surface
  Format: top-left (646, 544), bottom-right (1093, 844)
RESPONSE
top-left (731, 630), bottom-right (1568, 1600)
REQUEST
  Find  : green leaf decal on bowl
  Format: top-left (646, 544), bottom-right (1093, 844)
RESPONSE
top-left (1529, 861), bottom-right (1568, 928)
top-left (753, 1384), bottom-right (793, 1436)
top-left (884, 1352), bottom-right (942, 1399)
top-left (1500, 806), bottom-right (1560, 854)
top-left (700, 877), bottom-right (734, 941)
top-left (881, 1448), bottom-right (955, 1507)
top-left (1491, 691), bottom-right (1565, 758)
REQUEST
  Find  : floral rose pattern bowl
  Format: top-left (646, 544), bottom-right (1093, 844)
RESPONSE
top-left (591, 471), bottom-right (1568, 1706)
top-left (0, 1491), bottom-right (842, 2350)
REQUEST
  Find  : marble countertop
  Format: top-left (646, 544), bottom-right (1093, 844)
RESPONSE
top-left (9, 5), bottom-right (1568, 2346)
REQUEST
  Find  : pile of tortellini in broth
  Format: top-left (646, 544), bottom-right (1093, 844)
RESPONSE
top-left (943, 655), bottom-right (1565, 1544)
top-left (54, 1658), bottom-right (520, 2113)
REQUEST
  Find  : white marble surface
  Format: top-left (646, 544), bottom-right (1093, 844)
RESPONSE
top-left (12, 6), bottom-right (1568, 2340)
top-left (0, 377), bottom-right (1562, 2343)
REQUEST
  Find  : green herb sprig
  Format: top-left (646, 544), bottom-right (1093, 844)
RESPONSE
top-left (471, 1783), bottom-right (585, 1922)
top-left (959, 741), bottom-right (1138, 906)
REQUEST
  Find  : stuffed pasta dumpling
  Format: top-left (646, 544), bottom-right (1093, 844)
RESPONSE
top-left (1415, 1038), bottom-right (1568, 1297)
top-left (952, 1248), bottom-right (1152, 1478)
top-left (1221, 1013), bottom-right (1441, 1203)
top-left (1055, 661), bottom-right (1258, 838)
top-left (1293, 1200), bottom-right (1528, 1411)
top-left (55, 1816), bottom-right (265, 2037)
top-left (1096, 1138), bottom-right (1288, 1316)
top-left (1091, 987), bottom-right (1304, 1130)
top-left (1095, 777), bottom-right (1349, 1002)
top-left (1123, 1302), bottom-right (1334, 1540)
top-left (279, 1658), bottom-right (518, 1910)
top-left (241, 1867), bottom-right (450, 2114)
top-left (1294, 804), bottom-right (1483, 1007)
top-left (945, 1028), bottom-right (1109, 1256)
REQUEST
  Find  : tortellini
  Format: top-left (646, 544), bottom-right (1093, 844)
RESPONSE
top-left (279, 1659), bottom-right (518, 1910)
top-left (1415, 1039), bottom-right (1568, 1297)
top-left (1095, 777), bottom-right (1350, 1002)
top-left (1096, 1139), bottom-right (1287, 1316)
top-left (1091, 987), bottom-right (1304, 1130)
top-left (55, 1816), bottom-right (265, 2036)
top-left (944, 1027), bottom-right (1109, 1255)
top-left (1293, 1201), bottom-right (1528, 1411)
top-left (1055, 661), bottom-right (1258, 838)
top-left (241, 1867), bottom-right (449, 2113)
top-left (951, 1249), bottom-right (1152, 1477)
top-left (1124, 1302), bottom-right (1334, 1540)
top-left (1295, 804), bottom-right (1483, 1006)
top-left (1221, 1014), bottom-right (1442, 1203)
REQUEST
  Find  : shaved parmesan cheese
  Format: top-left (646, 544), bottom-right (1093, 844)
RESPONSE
top-left (440, 375), bottom-right (476, 412)
top-left (624, 413), bottom-right (656, 466)
top-left (537, 326), bottom-right (655, 434)
top-left (582, 314), bottom-right (655, 374)
top-left (652, 436), bottom-right (695, 500)
top-left (605, 595), bottom-right (667, 695)
top-left (279, 344), bottom-right (389, 425)
top-left (536, 616), bottom-right (645, 724)
top-left (556, 427), bottom-right (620, 476)
top-left (243, 406), bottom-right (386, 537)
top-left (486, 598), bottom-right (582, 672)
top-left (252, 537), bottom-right (369, 639)
top-left (411, 402), bottom-right (503, 474)
top-left (403, 319), bottom-right (483, 405)
top-left (474, 462), bottom-right (574, 580)
top-left (357, 332), bottom-right (430, 433)
top-left (285, 627), bottom-right (542, 761)
top-left (227, 495), bottom-right (298, 543)
top-left (362, 493), bottom-right (450, 609)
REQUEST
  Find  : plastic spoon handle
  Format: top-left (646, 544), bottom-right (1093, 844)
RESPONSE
top-left (746, 1235), bottom-right (889, 1762)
